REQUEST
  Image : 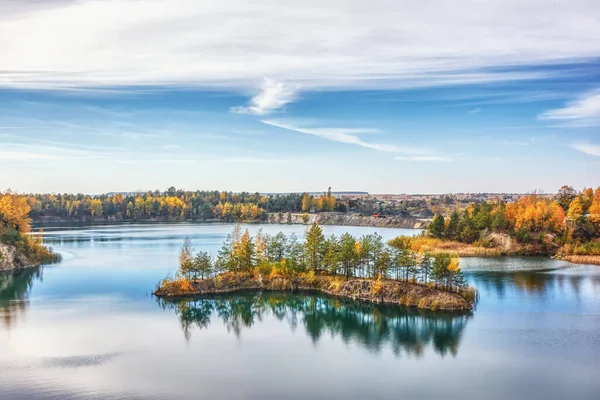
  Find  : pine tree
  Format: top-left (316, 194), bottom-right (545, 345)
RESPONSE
top-left (429, 214), bottom-right (446, 238)
top-left (305, 223), bottom-right (325, 272)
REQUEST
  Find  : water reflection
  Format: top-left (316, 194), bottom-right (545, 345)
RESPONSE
top-left (468, 268), bottom-right (600, 301)
top-left (159, 292), bottom-right (471, 358)
top-left (0, 266), bottom-right (42, 329)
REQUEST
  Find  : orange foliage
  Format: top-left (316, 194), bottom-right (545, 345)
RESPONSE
top-left (505, 195), bottom-right (565, 232)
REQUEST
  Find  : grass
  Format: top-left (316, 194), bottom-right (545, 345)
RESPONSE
top-left (391, 236), bottom-right (503, 257)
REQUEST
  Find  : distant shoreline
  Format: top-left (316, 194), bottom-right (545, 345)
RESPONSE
top-left (31, 213), bottom-right (428, 230)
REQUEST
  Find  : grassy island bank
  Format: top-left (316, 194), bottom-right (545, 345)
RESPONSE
top-left (154, 272), bottom-right (472, 312)
top-left (154, 223), bottom-right (476, 312)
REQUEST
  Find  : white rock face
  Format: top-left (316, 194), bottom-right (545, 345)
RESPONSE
top-left (0, 243), bottom-right (27, 271)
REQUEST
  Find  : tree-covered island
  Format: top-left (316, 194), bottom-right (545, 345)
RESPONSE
top-left (154, 223), bottom-right (476, 312)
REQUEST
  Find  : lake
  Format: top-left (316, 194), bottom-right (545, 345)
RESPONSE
top-left (1, 223), bottom-right (599, 399)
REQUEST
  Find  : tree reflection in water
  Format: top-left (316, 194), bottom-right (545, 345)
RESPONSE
top-left (0, 266), bottom-right (42, 329)
top-left (158, 292), bottom-right (472, 358)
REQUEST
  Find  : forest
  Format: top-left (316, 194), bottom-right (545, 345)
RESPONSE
top-left (0, 192), bottom-right (60, 268)
top-left (426, 185), bottom-right (600, 257)
top-left (173, 223), bottom-right (471, 297)
top-left (22, 187), bottom-right (343, 222)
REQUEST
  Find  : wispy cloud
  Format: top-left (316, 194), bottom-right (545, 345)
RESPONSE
top-left (260, 120), bottom-right (428, 154)
top-left (571, 143), bottom-right (600, 157)
top-left (468, 108), bottom-right (481, 114)
top-left (1, 1), bottom-right (599, 91)
top-left (231, 79), bottom-right (298, 115)
top-left (538, 89), bottom-right (600, 127)
top-left (395, 155), bottom-right (453, 162)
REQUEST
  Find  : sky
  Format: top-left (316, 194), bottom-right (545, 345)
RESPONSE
top-left (1, 0), bottom-right (599, 194)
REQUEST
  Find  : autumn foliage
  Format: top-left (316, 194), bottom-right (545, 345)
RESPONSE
top-left (427, 185), bottom-right (600, 257)
top-left (0, 191), bottom-right (60, 265)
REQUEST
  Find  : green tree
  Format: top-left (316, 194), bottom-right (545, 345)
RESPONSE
top-left (446, 210), bottom-right (460, 240)
top-left (556, 185), bottom-right (577, 212)
top-left (192, 251), bottom-right (212, 279)
top-left (338, 233), bottom-right (358, 278)
top-left (305, 223), bottom-right (325, 272)
top-left (429, 214), bottom-right (445, 238)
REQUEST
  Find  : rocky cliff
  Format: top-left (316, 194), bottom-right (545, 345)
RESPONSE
top-left (0, 243), bottom-right (29, 271)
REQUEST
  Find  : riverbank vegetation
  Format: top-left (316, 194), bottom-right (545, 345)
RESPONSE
top-left (0, 192), bottom-right (60, 270)
top-left (154, 224), bottom-right (476, 311)
top-left (422, 185), bottom-right (600, 263)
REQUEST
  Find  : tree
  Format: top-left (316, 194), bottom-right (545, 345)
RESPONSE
top-left (267, 232), bottom-right (287, 263)
top-left (90, 198), bottom-right (103, 217)
top-left (338, 233), bottom-right (357, 278)
top-left (588, 188), bottom-right (600, 227)
top-left (431, 253), bottom-right (451, 288)
top-left (446, 210), bottom-right (460, 240)
top-left (301, 193), bottom-right (312, 212)
top-left (179, 237), bottom-right (194, 279)
top-left (419, 252), bottom-right (433, 283)
top-left (0, 192), bottom-right (32, 232)
top-left (322, 235), bottom-right (340, 274)
top-left (556, 185), bottom-right (577, 212)
top-left (567, 197), bottom-right (584, 220)
top-left (192, 251), bottom-right (212, 279)
top-left (286, 233), bottom-right (305, 273)
top-left (305, 223), bottom-right (325, 272)
top-left (429, 214), bottom-right (445, 238)
top-left (232, 229), bottom-right (255, 272)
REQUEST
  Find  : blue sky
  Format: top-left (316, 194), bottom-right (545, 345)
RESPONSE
top-left (1, 0), bottom-right (599, 194)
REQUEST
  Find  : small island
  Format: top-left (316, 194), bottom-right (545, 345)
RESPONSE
top-left (154, 224), bottom-right (476, 312)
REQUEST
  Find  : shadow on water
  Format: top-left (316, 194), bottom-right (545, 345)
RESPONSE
top-left (158, 292), bottom-right (472, 358)
top-left (0, 266), bottom-right (43, 329)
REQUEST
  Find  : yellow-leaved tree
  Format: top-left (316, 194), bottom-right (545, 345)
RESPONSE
top-left (0, 192), bottom-right (32, 232)
top-left (567, 197), bottom-right (584, 220)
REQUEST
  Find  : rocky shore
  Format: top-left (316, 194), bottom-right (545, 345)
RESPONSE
top-left (153, 273), bottom-right (473, 312)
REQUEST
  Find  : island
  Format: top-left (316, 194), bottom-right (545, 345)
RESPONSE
top-left (153, 224), bottom-right (476, 312)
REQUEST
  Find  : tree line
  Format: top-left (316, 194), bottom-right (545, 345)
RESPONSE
top-left (177, 223), bottom-right (469, 293)
top-left (427, 186), bottom-right (600, 253)
top-left (20, 187), bottom-right (344, 222)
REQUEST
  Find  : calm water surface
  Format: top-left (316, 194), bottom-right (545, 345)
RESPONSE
top-left (1, 223), bottom-right (599, 400)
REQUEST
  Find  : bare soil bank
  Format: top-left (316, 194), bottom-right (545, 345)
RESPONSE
top-left (268, 212), bottom-right (428, 229)
top-left (154, 273), bottom-right (472, 312)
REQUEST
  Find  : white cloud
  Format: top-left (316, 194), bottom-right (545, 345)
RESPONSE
top-left (468, 108), bottom-right (481, 114)
top-left (260, 119), bottom-right (430, 154)
top-left (538, 89), bottom-right (600, 126)
top-left (395, 155), bottom-right (453, 162)
top-left (1, 0), bottom-right (599, 91)
top-left (231, 79), bottom-right (298, 115)
top-left (571, 143), bottom-right (600, 157)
